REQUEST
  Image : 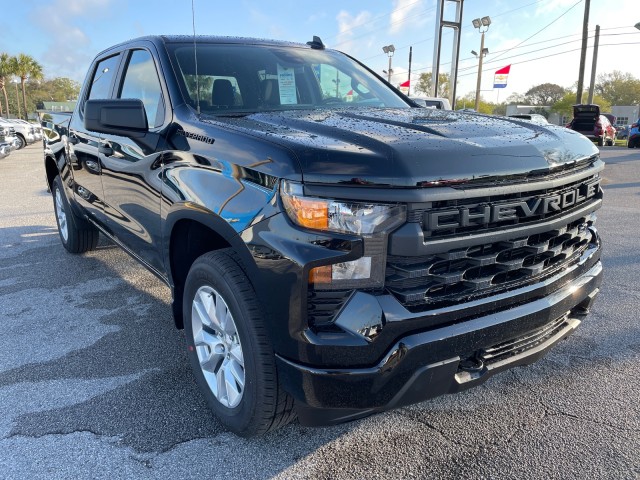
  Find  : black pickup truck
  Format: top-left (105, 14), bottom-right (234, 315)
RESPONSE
top-left (44, 35), bottom-right (603, 436)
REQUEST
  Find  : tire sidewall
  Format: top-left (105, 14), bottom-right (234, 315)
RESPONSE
top-left (183, 255), bottom-right (263, 435)
top-left (52, 176), bottom-right (72, 249)
top-left (16, 135), bottom-right (25, 149)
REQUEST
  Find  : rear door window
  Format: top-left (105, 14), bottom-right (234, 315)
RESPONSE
top-left (88, 54), bottom-right (121, 100)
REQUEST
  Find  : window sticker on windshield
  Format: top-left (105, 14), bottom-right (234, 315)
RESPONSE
top-left (277, 64), bottom-right (297, 105)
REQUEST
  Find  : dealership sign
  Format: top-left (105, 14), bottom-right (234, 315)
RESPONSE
top-left (493, 65), bottom-right (511, 88)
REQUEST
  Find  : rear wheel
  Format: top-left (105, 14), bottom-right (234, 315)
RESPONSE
top-left (597, 136), bottom-right (604, 147)
top-left (628, 138), bottom-right (636, 148)
top-left (52, 176), bottom-right (99, 253)
top-left (183, 250), bottom-right (295, 436)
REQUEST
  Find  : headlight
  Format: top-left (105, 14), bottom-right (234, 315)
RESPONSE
top-left (280, 180), bottom-right (406, 235)
top-left (281, 180), bottom-right (406, 290)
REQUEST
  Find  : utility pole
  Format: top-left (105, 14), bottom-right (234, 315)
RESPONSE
top-left (587, 25), bottom-right (600, 104)
top-left (576, 0), bottom-right (591, 104)
top-left (475, 31), bottom-right (486, 111)
top-left (407, 46), bottom-right (412, 96)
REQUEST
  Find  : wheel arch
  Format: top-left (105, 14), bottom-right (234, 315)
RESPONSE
top-left (44, 154), bottom-right (58, 192)
top-left (164, 205), bottom-right (262, 329)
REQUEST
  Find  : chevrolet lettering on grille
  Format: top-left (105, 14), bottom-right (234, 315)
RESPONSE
top-left (426, 178), bottom-right (601, 232)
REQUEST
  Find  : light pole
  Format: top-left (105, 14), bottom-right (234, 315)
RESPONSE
top-left (472, 16), bottom-right (491, 111)
top-left (382, 44), bottom-right (395, 83)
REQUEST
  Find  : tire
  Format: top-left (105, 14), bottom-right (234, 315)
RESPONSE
top-left (183, 250), bottom-right (295, 436)
top-left (597, 136), bottom-right (604, 147)
top-left (606, 136), bottom-right (614, 146)
top-left (15, 134), bottom-right (26, 149)
top-left (52, 176), bottom-right (99, 253)
top-left (628, 139), bottom-right (636, 149)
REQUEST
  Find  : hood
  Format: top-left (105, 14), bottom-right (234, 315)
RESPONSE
top-left (208, 108), bottom-right (599, 187)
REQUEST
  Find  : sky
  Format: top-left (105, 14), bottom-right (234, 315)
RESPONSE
top-left (2, 0), bottom-right (639, 104)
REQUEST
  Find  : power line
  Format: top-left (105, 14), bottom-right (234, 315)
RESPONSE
top-left (456, 41), bottom-right (640, 79)
top-left (488, 0), bottom-right (584, 65)
top-left (331, 6), bottom-right (436, 49)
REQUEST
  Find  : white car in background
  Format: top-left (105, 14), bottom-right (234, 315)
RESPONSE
top-left (0, 118), bottom-right (36, 149)
top-left (410, 96), bottom-right (452, 110)
top-left (0, 119), bottom-right (20, 151)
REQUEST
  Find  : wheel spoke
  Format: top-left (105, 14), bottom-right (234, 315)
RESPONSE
top-left (230, 344), bottom-right (244, 367)
top-left (214, 293), bottom-right (228, 332)
top-left (224, 362), bottom-right (243, 407)
top-left (191, 284), bottom-right (245, 409)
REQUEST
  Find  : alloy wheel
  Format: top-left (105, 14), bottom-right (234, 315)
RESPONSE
top-left (191, 285), bottom-right (245, 408)
top-left (55, 188), bottom-right (68, 242)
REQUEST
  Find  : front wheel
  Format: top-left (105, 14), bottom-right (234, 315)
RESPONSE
top-left (597, 136), bottom-right (604, 147)
top-left (183, 250), bottom-right (295, 436)
top-left (15, 135), bottom-right (26, 149)
top-left (52, 176), bottom-right (99, 253)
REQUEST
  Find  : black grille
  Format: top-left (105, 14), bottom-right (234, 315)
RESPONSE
top-left (386, 216), bottom-right (594, 310)
top-left (409, 174), bottom-right (601, 239)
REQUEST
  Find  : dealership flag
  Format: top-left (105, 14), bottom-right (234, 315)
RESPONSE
top-left (493, 65), bottom-right (511, 88)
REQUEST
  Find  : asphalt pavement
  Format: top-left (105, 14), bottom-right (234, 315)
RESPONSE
top-left (0, 143), bottom-right (638, 479)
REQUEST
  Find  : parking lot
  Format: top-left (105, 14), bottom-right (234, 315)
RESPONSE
top-left (0, 144), bottom-right (638, 479)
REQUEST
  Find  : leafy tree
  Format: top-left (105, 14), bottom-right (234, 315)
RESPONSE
top-left (456, 91), bottom-right (493, 114)
top-left (505, 92), bottom-right (525, 105)
top-left (30, 77), bottom-right (81, 108)
top-left (525, 83), bottom-right (567, 106)
top-left (414, 72), bottom-right (450, 98)
top-left (551, 92), bottom-right (611, 119)
top-left (10, 54), bottom-right (43, 119)
top-left (529, 106), bottom-right (549, 118)
top-left (0, 53), bottom-right (12, 117)
top-left (594, 71), bottom-right (640, 105)
top-left (492, 102), bottom-right (507, 116)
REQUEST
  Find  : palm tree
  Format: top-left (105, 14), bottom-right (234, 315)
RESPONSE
top-left (0, 53), bottom-right (12, 117)
top-left (10, 54), bottom-right (43, 119)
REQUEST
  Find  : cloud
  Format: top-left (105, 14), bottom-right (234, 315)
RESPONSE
top-left (333, 10), bottom-right (374, 53)
top-left (535, 0), bottom-right (581, 16)
top-left (32, 0), bottom-right (116, 81)
top-left (389, 0), bottom-right (428, 34)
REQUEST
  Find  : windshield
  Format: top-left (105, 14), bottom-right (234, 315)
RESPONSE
top-left (167, 43), bottom-right (410, 115)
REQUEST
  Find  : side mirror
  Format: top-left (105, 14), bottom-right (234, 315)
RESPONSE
top-left (84, 99), bottom-right (148, 137)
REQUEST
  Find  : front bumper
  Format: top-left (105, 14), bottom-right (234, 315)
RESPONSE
top-left (277, 258), bottom-right (602, 427)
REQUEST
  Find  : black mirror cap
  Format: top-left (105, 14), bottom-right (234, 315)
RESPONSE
top-left (84, 99), bottom-right (148, 137)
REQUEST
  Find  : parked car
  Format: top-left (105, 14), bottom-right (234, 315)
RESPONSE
top-left (602, 113), bottom-right (616, 126)
top-left (13, 118), bottom-right (43, 142)
top-left (0, 117), bottom-right (35, 149)
top-left (508, 113), bottom-right (549, 125)
top-left (0, 119), bottom-right (20, 151)
top-left (566, 104), bottom-right (615, 146)
top-left (410, 96), bottom-right (452, 110)
top-left (627, 119), bottom-right (639, 148)
top-left (615, 125), bottom-right (630, 140)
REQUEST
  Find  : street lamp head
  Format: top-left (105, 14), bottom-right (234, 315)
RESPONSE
top-left (472, 18), bottom-right (481, 29)
top-left (388, 44), bottom-right (395, 53)
top-left (635, 22), bottom-right (640, 30)
top-left (482, 47), bottom-right (489, 55)
top-left (471, 50), bottom-right (478, 56)
top-left (382, 46), bottom-right (389, 54)
top-left (481, 16), bottom-right (492, 27)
